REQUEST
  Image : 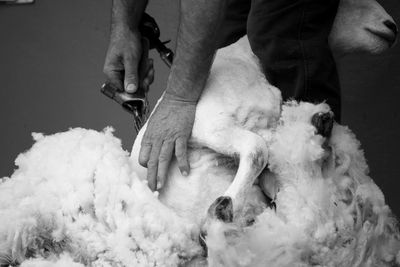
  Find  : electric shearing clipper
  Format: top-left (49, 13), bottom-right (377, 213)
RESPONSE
top-left (101, 13), bottom-right (174, 133)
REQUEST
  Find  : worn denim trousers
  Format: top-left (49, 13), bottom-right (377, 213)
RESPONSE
top-left (219, 0), bottom-right (341, 121)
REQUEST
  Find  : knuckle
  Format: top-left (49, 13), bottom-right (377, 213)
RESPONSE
top-left (125, 73), bottom-right (138, 80)
top-left (175, 143), bottom-right (187, 153)
top-left (158, 154), bottom-right (170, 163)
top-left (124, 53), bottom-right (140, 63)
top-left (175, 151), bottom-right (186, 160)
top-left (147, 159), bottom-right (158, 168)
top-left (103, 66), bottom-right (112, 75)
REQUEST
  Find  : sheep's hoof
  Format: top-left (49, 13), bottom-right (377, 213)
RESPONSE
top-left (311, 111), bottom-right (334, 138)
top-left (208, 196), bottom-right (233, 223)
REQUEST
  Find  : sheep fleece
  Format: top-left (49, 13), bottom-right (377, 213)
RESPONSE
top-left (0, 106), bottom-right (399, 266)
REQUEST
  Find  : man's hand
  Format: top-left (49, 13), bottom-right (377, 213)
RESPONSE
top-left (137, 0), bottom-right (227, 191)
top-left (139, 93), bottom-right (196, 191)
top-left (103, 26), bottom-right (154, 93)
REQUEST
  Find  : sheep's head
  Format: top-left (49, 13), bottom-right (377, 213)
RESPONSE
top-left (330, 0), bottom-right (397, 56)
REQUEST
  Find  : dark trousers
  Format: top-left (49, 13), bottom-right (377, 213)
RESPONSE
top-left (219, 0), bottom-right (341, 121)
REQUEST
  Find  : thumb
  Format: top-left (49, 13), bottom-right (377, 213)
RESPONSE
top-left (124, 57), bottom-right (140, 93)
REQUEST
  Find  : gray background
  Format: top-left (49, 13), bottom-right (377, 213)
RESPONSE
top-left (0, 0), bottom-right (399, 215)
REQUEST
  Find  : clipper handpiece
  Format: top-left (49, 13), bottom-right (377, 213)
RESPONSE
top-left (101, 12), bottom-right (173, 133)
top-left (101, 83), bottom-right (149, 133)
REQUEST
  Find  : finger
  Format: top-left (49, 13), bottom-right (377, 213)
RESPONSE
top-left (175, 137), bottom-right (190, 176)
top-left (157, 142), bottom-right (174, 190)
top-left (139, 58), bottom-right (153, 89)
top-left (103, 67), bottom-right (124, 90)
top-left (123, 55), bottom-right (140, 93)
top-left (145, 58), bottom-right (154, 74)
top-left (146, 67), bottom-right (155, 85)
top-left (147, 142), bottom-right (163, 191)
top-left (139, 39), bottom-right (151, 89)
top-left (138, 43), bottom-right (150, 79)
top-left (139, 143), bottom-right (152, 167)
top-left (141, 77), bottom-right (150, 93)
top-left (141, 63), bottom-right (154, 92)
top-left (141, 38), bottom-right (150, 63)
top-left (142, 59), bottom-right (154, 80)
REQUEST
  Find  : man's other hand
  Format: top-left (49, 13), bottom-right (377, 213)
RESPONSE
top-left (103, 26), bottom-right (154, 93)
top-left (139, 93), bottom-right (196, 191)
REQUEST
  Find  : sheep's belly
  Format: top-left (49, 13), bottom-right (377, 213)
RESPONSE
top-left (158, 148), bottom-right (236, 226)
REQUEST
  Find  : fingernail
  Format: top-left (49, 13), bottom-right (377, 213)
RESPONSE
top-left (157, 182), bottom-right (162, 190)
top-left (126, 84), bottom-right (136, 93)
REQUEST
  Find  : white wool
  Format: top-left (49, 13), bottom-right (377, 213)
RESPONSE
top-left (2, 31), bottom-right (398, 266)
top-left (205, 102), bottom-right (400, 267)
top-left (0, 105), bottom-right (399, 266)
top-left (0, 128), bottom-right (201, 266)
top-left (20, 253), bottom-right (84, 267)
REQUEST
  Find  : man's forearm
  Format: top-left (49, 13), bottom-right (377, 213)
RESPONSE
top-left (166, 0), bottom-right (228, 102)
top-left (111, 0), bottom-right (148, 31)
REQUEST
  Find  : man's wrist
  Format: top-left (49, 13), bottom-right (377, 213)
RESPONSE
top-left (111, 0), bottom-right (147, 31)
top-left (162, 0), bottom-right (228, 105)
top-left (111, 22), bottom-right (140, 38)
top-left (165, 70), bottom-right (206, 103)
top-left (163, 90), bottom-right (199, 104)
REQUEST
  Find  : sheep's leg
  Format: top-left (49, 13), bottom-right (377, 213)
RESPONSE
top-left (200, 127), bottom-right (269, 222)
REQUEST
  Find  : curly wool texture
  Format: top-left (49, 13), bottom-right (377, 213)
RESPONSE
top-left (0, 128), bottom-right (201, 267)
top-left (0, 101), bottom-right (399, 267)
top-left (20, 254), bottom-right (85, 267)
top-left (206, 102), bottom-right (400, 267)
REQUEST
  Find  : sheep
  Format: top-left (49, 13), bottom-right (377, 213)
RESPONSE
top-left (131, 37), bottom-right (400, 266)
top-left (1, 101), bottom-right (399, 266)
top-left (131, 0), bottom-right (400, 229)
top-left (0, 0), bottom-right (399, 265)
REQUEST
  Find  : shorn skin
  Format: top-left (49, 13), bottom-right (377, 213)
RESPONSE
top-left (0, 0), bottom-right (398, 266)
